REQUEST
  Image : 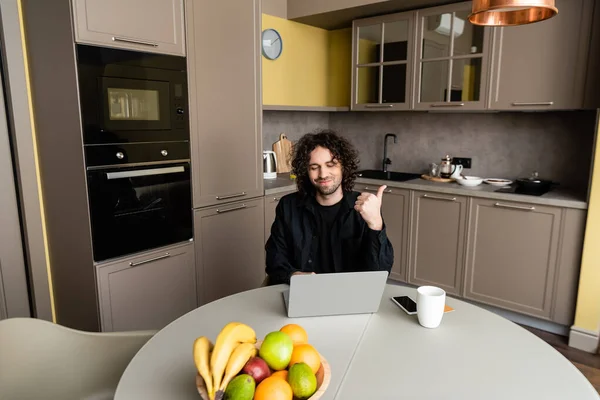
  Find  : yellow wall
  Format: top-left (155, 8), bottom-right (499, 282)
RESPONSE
top-left (262, 14), bottom-right (351, 107)
top-left (574, 113), bottom-right (600, 333)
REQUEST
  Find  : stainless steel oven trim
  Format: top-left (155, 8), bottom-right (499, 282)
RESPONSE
top-left (106, 166), bottom-right (185, 180)
top-left (86, 159), bottom-right (190, 171)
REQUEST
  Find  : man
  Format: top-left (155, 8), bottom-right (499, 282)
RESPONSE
top-left (265, 129), bottom-right (393, 285)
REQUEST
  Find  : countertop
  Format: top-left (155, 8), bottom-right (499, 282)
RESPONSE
top-left (264, 173), bottom-right (588, 210)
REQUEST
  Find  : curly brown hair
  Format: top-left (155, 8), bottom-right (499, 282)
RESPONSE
top-left (291, 129), bottom-right (360, 196)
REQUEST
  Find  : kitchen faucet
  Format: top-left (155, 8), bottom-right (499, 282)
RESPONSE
top-left (383, 133), bottom-right (397, 172)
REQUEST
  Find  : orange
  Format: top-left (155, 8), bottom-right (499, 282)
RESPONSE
top-left (288, 344), bottom-right (321, 374)
top-left (254, 376), bottom-right (293, 400)
top-left (271, 370), bottom-right (288, 381)
top-left (279, 324), bottom-right (308, 345)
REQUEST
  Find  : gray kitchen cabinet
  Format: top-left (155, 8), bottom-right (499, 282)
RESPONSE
top-left (408, 190), bottom-right (467, 295)
top-left (413, 1), bottom-right (492, 111)
top-left (71, 0), bottom-right (185, 56)
top-left (355, 183), bottom-right (410, 282)
top-left (351, 10), bottom-right (416, 111)
top-left (186, 0), bottom-right (263, 208)
top-left (194, 198), bottom-right (265, 305)
top-left (488, 0), bottom-right (594, 111)
top-left (464, 199), bottom-right (585, 324)
top-left (96, 242), bottom-right (196, 332)
top-left (264, 190), bottom-right (296, 244)
top-left (552, 208), bottom-right (587, 325)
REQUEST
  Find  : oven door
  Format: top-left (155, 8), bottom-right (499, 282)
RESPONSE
top-left (87, 162), bottom-right (193, 262)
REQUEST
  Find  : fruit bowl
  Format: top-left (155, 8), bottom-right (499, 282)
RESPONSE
top-left (196, 340), bottom-right (331, 400)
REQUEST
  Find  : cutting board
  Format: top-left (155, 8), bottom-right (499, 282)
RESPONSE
top-left (421, 174), bottom-right (454, 183)
top-left (272, 133), bottom-right (293, 173)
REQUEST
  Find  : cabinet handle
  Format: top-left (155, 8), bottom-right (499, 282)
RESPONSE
top-left (423, 194), bottom-right (456, 202)
top-left (430, 103), bottom-right (465, 108)
top-left (215, 192), bottom-right (246, 200)
top-left (112, 36), bottom-right (158, 47)
top-left (365, 104), bottom-right (393, 108)
top-left (129, 253), bottom-right (170, 267)
top-left (216, 204), bottom-right (247, 214)
top-left (363, 186), bottom-right (393, 194)
top-left (494, 202), bottom-right (535, 211)
top-left (511, 102), bottom-right (553, 107)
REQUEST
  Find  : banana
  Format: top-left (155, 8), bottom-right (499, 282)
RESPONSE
top-left (193, 336), bottom-right (214, 399)
top-left (218, 342), bottom-right (257, 394)
top-left (210, 322), bottom-right (257, 399)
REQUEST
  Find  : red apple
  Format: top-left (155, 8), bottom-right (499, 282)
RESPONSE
top-left (242, 356), bottom-right (271, 384)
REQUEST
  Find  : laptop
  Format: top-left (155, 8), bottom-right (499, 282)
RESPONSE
top-left (282, 271), bottom-right (388, 318)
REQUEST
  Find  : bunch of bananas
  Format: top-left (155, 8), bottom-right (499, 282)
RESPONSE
top-left (194, 322), bottom-right (257, 400)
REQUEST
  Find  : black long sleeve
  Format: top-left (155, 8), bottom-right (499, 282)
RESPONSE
top-left (265, 201), bottom-right (297, 285)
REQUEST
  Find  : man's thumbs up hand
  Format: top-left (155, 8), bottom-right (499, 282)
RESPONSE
top-left (355, 185), bottom-right (386, 231)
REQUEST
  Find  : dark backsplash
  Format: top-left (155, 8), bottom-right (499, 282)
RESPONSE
top-left (264, 110), bottom-right (598, 191)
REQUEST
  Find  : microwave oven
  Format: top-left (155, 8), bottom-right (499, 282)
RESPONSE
top-left (76, 44), bottom-right (189, 145)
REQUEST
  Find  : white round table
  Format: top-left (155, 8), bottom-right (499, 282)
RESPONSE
top-left (115, 284), bottom-right (599, 400)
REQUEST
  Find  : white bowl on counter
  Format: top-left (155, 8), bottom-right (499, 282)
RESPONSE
top-left (483, 178), bottom-right (513, 187)
top-left (455, 176), bottom-right (483, 187)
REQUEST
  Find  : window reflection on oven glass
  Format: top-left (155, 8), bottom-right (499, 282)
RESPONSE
top-left (108, 88), bottom-right (160, 121)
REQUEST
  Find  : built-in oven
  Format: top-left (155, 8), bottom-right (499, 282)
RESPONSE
top-left (85, 142), bottom-right (193, 262)
top-left (76, 44), bottom-right (188, 145)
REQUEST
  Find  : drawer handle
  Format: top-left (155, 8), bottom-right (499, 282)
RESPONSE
top-left (430, 103), bottom-right (465, 108)
top-left (511, 102), bottom-right (553, 107)
top-left (129, 253), bottom-right (170, 267)
top-left (112, 36), bottom-right (158, 47)
top-left (365, 104), bottom-right (394, 109)
top-left (216, 204), bottom-right (247, 214)
top-left (423, 194), bottom-right (456, 202)
top-left (216, 192), bottom-right (246, 200)
top-left (494, 202), bottom-right (535, 211)
top-left (363, 186), bottom-right (393, 194)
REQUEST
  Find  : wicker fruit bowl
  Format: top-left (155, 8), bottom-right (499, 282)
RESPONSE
top-left (196, 340), bottom-right (331, 400)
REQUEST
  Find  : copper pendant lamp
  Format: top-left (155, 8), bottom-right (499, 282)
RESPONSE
top-left (469, 0), bottom-right (558, 26)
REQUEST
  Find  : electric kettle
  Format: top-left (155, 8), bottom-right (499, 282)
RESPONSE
top-left (263, 151), bottom-right (277, 179)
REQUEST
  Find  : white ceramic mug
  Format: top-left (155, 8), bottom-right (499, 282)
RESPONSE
top-left (416, 286), bottom-right (446, 328)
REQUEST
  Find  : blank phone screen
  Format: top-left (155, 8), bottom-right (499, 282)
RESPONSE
top-left (393, 296), bottom-right (417, 313)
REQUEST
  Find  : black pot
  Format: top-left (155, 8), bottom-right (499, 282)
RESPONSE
top-left (515, 172), bottom-right (558, 195)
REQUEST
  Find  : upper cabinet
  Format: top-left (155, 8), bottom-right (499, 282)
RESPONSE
top-left (351, 11), bottom-right (415, 111)
top-left (348, 0), bottom-right (598, 111)
top-left (71, 0), bottom-right (185, 56)
top-left (488, 0), bottom-right (594, 110)
top-left (186, 0), bottom-right (263, 208)
top-left (413, 2), bottom-right (491, 110)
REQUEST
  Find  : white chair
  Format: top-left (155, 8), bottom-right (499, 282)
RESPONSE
top-left (0, 317), bottom-right (156, 400)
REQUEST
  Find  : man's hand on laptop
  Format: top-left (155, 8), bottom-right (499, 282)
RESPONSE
top-left (355, 185), bottom-right (385, 231)
top-left (292, 271), bottom-right (316, 276)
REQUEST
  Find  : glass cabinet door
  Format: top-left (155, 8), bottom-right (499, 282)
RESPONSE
top-left (414, 3), bottom-right (491, 110)
top-left (352, 12), bottom-right (415, 111)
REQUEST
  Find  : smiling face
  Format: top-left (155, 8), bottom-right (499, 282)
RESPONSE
top-left (308, 146), bottom-right (343, 198)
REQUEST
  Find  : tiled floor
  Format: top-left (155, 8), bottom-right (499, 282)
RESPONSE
top-left (522, 325), bottom-right (600, 394)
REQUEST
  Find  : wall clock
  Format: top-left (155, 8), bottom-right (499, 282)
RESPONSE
top-left (262, 29), bottom-right (282, 60)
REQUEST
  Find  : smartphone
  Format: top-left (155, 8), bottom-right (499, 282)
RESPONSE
top-left (391, 296), bottom-right (417, 315)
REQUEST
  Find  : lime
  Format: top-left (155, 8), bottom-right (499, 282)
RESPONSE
top-left (258, 331), bottom-right (293, 370)
top-left (288, 362), bottom-right (317, 399)
top-left (224, 374), bottom-right (255, 400)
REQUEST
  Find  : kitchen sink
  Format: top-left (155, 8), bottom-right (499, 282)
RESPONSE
top-left (357, 170), bottom-right (421, 182)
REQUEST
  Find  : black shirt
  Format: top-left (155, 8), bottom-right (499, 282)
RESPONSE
top-left (314, 200), bottom-right (342, 274)
top-left (265, 191), bottom-right (394, 285)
